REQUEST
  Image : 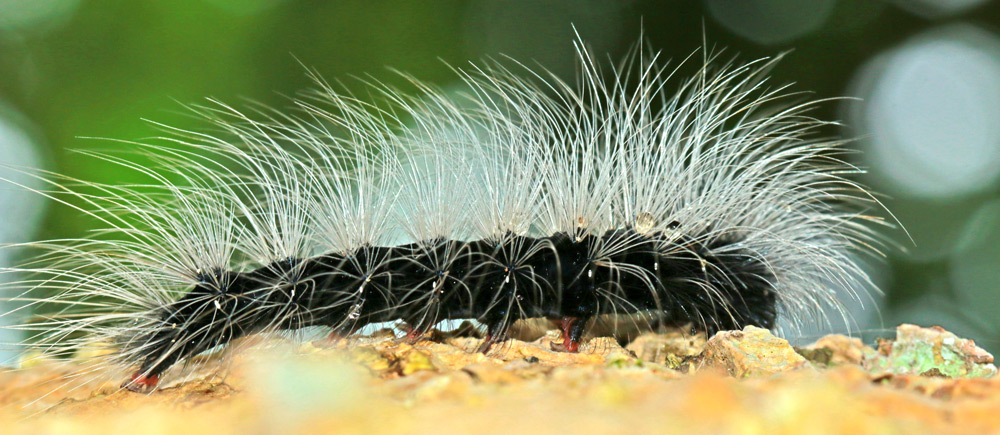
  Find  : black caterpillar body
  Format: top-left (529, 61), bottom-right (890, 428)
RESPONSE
top-left (3, 38), bottom-right (883, 394)
top-left (131, 228), bottom-right (777, 388)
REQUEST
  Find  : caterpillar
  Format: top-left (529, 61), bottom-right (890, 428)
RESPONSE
top-left (0, 37), bottom-right (886, 394)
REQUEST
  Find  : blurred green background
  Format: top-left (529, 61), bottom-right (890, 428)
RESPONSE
top-left (1, 0), bottom-right (1000, 353)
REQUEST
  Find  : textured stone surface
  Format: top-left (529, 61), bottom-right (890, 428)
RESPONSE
top-left (625, 329), bottom-right (706, 370)
top-left (798, 334), bottom-right (875, 366)
top-left (865, 324), bottom-right (997, 378)
top-left (2, 324), bottom-right (999, 433)
top-left (698, 326), bottom-right (811, 377)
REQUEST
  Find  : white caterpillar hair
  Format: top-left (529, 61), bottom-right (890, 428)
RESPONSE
top-left (0, 37), bottom-right (887, 393)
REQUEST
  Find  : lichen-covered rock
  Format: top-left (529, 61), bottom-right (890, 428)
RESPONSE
top-left (699, 326), bottom-right (811, 377)
top-left (864, 324), bottom-right (997, 378)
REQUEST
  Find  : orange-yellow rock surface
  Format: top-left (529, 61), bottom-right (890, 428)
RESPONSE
top-left (1, 324), bottom-right (998, 434)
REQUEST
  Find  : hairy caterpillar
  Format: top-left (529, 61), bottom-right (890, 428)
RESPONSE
top-left (0, 37), bottom-right (886, 393)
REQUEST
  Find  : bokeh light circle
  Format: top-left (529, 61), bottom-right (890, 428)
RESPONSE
top-left (705, 0), bottom-right (837, 45)
top-left (850, 24), bottom-right (1000, 199)
top-left (892, 0), bottom-right (990, 18)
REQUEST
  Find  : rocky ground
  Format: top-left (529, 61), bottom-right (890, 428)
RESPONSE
top-left (1, 324), bottom-right (998, 434)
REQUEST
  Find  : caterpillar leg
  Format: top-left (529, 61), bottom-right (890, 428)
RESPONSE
top-left (476, 335), bottom-right (498, 353)
top-left (476, 318), bottom-right (510, 353)
top-left (552, 316), bottom-right (587, 353)
top-left (121, 372), bottom-right (160, 393)
top-left (404, 326), bottom-right (426, 344)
